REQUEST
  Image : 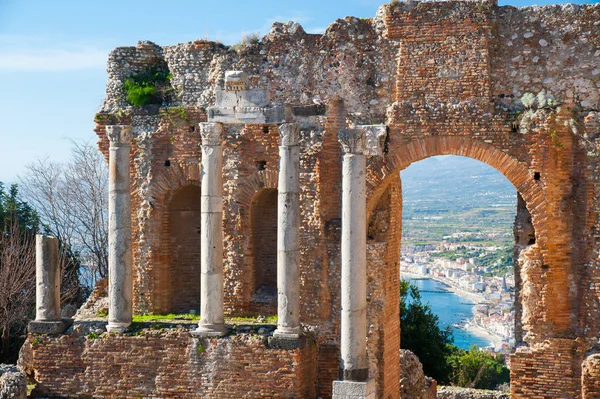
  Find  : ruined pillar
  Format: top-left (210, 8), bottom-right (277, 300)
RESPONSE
top-left (274, 123), bottom-right (301, 338)
top-left (195, 122), bottom-right (227, 337)
top-left (28, 234), bottom-right (71, 334)
top-left (338, 127), bottom-right (369, 383)
top-left (106, 125), bottom-right (133, 333)
top-left (35, 235), bottom-right (60, 322)
top-left (333, 125), bottom-right (386, 398)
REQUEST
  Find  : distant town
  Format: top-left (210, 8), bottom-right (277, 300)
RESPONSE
top-left (401, 230), bottom-right (516, 355)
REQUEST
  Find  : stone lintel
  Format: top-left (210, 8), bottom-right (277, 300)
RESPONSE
top-left (199, 122), bottom-right (224, 146)
top-left (279, 123), bottom-right (301, 146)
top-left (332, 379), bottom-right (376, 399)
top-left (268, 334), bottom-right (306, 350)
top-left (208, 106), bottom-right (291, 125)
top-left (28, 319), bottom-right (73, 335)
top-left (106, 125), bottom-right (133, 145)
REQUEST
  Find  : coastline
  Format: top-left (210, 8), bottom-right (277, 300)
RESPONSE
top-left (402, 272), bottom-right (502, 350)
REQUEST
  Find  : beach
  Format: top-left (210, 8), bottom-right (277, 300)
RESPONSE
top-left (402, 272), bottom-right (505, 350)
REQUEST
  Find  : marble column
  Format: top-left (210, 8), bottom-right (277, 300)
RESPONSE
top-left (195, 122), bottom-right (227, 336)
top-left (106, 125), bottom-right (133, 333)
top-left (35, 235), bottom-right (60, 322)
top-left (274, 123), bottom-right (301, 338)
top-left (338, 127), bottom-right (369, 382)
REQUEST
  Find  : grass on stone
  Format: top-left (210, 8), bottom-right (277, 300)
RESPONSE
top-left (132, 313), bottom-right (199, 323)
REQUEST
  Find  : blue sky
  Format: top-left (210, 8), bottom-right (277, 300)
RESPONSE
top-left (0, 0), bottom-right (594, 183)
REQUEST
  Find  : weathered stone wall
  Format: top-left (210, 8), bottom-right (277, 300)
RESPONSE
top-left (23, 324), bottom-right (316, 399)
top-left (35, 1), bottom-right (600, 398)
top-left (582, 352), bottom-right (600, 399)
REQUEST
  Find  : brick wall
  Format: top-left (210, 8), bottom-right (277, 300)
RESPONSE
top-left (25, 327), bottom-right (316, 399)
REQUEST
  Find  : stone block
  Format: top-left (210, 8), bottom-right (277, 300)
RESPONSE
top-left (28, 319), bottom-right (73, 335)
top-left (268, 334), bottom-right (305, 350)
top-left (332, 379), bottom-right (376, 399)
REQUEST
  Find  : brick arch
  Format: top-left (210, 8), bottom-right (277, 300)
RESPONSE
top-left (362, 135), bottom-right (549, 396)
top-left (233, 170), bottom-right (279, 315)
top-left (233, 169), bottom-right (278, 208)
top-left (148, 162), bottom-right (201, 314)
top-left (366, 136), bottom-right (547, 237)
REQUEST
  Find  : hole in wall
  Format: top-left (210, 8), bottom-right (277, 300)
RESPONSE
top-left (534, 172), bottom-right (541, 181)
top-left (189, 126), bottom-right (196, 133)
top-left (164, 160), bottom-right (171, 167)
top-left (528, 238), bottom-right (536, 245)
top-left (262, 126), bottom-right (269, 134)
top-left (256, 161), bottom-right (267, 171)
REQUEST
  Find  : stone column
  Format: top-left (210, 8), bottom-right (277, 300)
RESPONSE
top-left (332, 126), bottom-right (386, 399)
top-left (338, 127), bottom-right (369, 382)
top-left (106, 125), bottom-right (133, 333)
top-left (29, 234), bottom-right (72, 334)
top-left (274, 123), bottom-right (301, 338)
top-left (195, 122), bottom-right (227, 337)
top-left (35, 235), bottom-right (60, 322)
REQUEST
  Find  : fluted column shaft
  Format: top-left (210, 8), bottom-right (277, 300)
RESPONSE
top-left (195, 122), bottom-right (227, 336)
top-left (274, 123), bottom-right (301, 337)
top-left (106, 125), bottom-right (133, 333)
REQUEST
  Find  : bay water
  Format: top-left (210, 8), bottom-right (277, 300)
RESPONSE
top-left (406, 278), bottom-right (491, 350)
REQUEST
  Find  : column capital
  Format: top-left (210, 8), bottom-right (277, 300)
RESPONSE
top-left (358, 125), bottom-right (387, 157)
top-left (200, 122), bottom-right (224, 146)
top-left (106, 125), bottom-right (133, 145)
top-left (338, 127), bottom-right (366, 155)
top-left (279, 123), bottom-right (301, 146)
top-left (338, 125), bottom-right (388, 157)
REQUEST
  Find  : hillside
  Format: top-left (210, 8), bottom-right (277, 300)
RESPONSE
top-left (400, 155), bottom-right (517, 246)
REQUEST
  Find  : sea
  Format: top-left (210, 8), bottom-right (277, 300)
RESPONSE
top-left (405, 278), bottom-right (492, 350)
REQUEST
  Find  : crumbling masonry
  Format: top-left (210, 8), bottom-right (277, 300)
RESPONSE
top-left (21, 1), bottom-right (600, 398)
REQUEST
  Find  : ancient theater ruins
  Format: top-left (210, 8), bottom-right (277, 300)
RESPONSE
top-left (21, 0), bottom-right (600, 398)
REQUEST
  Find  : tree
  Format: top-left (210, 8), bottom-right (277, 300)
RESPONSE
top-left (400, 280), bottom-right (456, 383)
top-left (19, 140), bottom-right (109, 289)
top-left (447, 345), bottom-right (510, 390)
top-left (0, 184), bottom-right (38, 362)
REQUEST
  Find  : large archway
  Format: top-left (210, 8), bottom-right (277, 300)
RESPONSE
top-left (363, 136), bottom-right (548, 396)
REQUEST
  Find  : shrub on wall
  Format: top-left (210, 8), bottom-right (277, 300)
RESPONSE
top-left (122, 67), bottom-right (173, 107)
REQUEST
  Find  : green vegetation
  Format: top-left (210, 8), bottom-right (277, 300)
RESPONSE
top-left (122, 67), bottom-right (173, 107)
top-left (447, 346), bottom-right (510, 390)
top-left (401, 281), bottom-right (509, 389)
top-left (228, 315), bottom-right (277, 325)
top-left (132, 313), bottom-right (200, 323)
top-left (96, 309), bottom-right (108, 318)
top-left (401, 280), bottom-right (455, 383)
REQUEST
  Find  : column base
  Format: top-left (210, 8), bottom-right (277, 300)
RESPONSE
top-left (268, 332), bottom-right (305, 350)
top-left (192, 324), bottom-right (228, 338)
top-left (332, 379), bottom-right (376, 399)
top-left (273, 327), bottom-right (301, 339)
top-left (340, 368), bottom-right (369, 382)
top-left (106, 321), bottom-right (131, 333)
top-left (29, 319), bottom-right (72, 335)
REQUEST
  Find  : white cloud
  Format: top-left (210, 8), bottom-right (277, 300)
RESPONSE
top-left (0, 35), bottom-right (109, 72)
top-left (0, 46), bottom-right (108, 71)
